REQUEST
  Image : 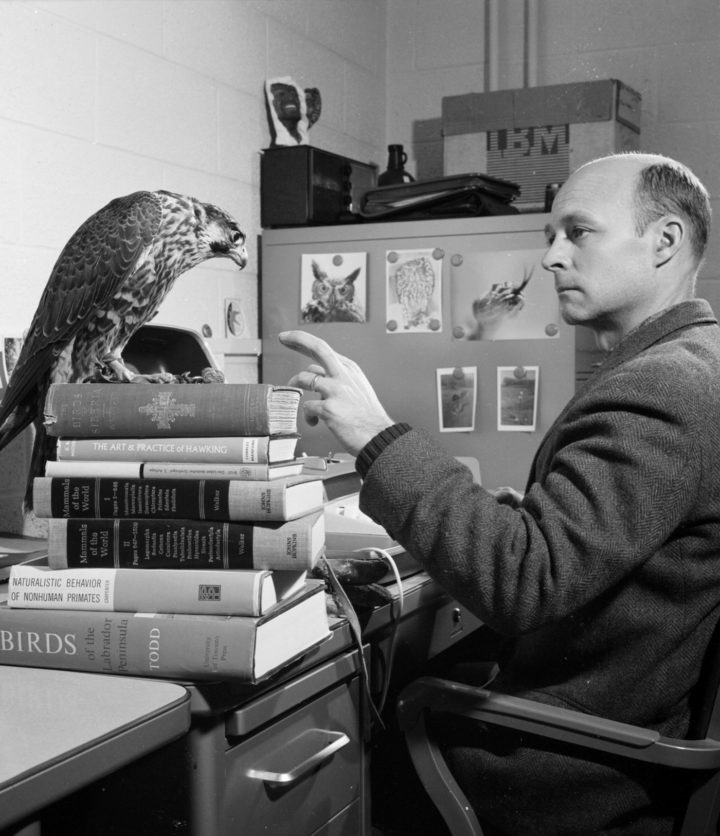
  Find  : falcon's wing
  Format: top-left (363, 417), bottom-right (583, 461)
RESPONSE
top-left (0, 191), bottom-right (162, 429)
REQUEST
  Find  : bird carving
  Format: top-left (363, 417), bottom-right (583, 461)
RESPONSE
top-left (391, 256), bottom-right (436, 329)
top-left (0, 189), bottom-right (248, 508)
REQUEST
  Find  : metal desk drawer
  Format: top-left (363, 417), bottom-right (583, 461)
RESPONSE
top-left (222, 679), bottom-right (364, 835)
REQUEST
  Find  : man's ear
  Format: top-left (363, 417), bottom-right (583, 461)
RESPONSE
top-left (654, 217), bottom-right (684, 267)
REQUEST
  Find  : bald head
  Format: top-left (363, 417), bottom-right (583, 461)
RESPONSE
top-left (576, 153), bottom-right (712, 269)
top-left (543, 153), bottom-right (710, 348)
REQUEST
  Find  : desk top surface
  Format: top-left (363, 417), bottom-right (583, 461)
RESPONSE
top-left (0, 666), bottom-right (189, 829)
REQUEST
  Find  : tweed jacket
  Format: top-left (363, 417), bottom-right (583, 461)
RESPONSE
top-left (359, 299), bottom-right (720, 833)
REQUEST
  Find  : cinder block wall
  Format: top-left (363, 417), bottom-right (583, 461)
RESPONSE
top-left (3, 0), bottom-right (719, 530)
top-left (385, 0), bottom-right (720, 303)
top-left (0, 0), bottom-right (387, 532)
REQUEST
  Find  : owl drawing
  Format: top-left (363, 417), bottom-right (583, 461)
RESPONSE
top-left (392, 256), bottom-right (436, 329)
top-left (301, 260), bottom-right (366, 323)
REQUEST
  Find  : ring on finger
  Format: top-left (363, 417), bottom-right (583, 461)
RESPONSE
top-left (311, 373), bottom-right (322, 392)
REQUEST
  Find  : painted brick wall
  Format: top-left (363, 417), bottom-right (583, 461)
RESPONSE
top-left (3, 0), bottom-right (719, 531)
top-left (386, 0), bottom-right (720, 297)
top-left (0, 0), bottom-right (387, 532)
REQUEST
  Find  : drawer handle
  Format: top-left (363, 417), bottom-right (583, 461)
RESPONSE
top-left (246, 728), bottom-right (350, 785)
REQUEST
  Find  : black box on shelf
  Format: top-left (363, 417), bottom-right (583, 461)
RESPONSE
top-left (260, 146), bottom-right (377, 228)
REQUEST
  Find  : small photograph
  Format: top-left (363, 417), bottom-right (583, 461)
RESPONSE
top-left (437, 366), bottom-right (477, 432)
top-left (300, 252), bottom-right (367, 323)
top-left (497, 366), bottom-right (539, 431)
top-left (386, 249), bottom-right (443, 334)
top-left (451, 249), bottom-right (558, 341)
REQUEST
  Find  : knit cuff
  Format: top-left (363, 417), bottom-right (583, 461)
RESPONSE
top-left (355, 422), bottom-right (412, 479)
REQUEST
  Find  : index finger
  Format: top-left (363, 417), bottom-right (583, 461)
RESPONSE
top-left (278, 330), bottom-right (345, 377)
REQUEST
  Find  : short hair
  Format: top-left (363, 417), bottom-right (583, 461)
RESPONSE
top-left (632, 157), bottom-right (712, 266)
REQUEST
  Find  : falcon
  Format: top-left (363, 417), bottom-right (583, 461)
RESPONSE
top-left (0, 189), bottom-right (248, 507)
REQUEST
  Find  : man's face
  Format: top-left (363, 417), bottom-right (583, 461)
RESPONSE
top-left (542, 159), bottom-right (658, 338)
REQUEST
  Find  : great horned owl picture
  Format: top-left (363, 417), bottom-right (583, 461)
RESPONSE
top-left (300, 254), bottom-right (367, 323)
top-left (386, 250), bottom-right (443, 334)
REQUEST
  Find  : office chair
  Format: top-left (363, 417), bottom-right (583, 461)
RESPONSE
top-left (397, 618), bottom-right (720, 835)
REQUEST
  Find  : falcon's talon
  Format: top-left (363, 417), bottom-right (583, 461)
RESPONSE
top-left (131, 372), bottom-right (177, 384)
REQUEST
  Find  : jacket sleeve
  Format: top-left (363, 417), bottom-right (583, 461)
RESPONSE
top-left (358, 357), bottom-right (705, 635)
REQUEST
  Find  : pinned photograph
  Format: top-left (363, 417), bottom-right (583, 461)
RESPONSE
top-left (300, 252), bottom-right (367, 323)
top-left (437, 366), bottom-right (477, 432)
top-left (386, 249), bottom-right (443, 334)
top-left (497, 366), bottom-right (539, 431)
top-left (451, 249), bottom-right (558, 341)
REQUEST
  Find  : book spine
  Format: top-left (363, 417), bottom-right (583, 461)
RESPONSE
top-left (8, 566), bottom-right (268, 616)
top-left (43, 383), bottom-right (299, 438)
top-left (45, 461), bottom-right (144, 478)
top-left (47, 515), bottom-right (323, 571)
top-left (33, 476), bottom-right (317, 522)
top-left (142, 463), bottom-right (277, 480)
top-left (44, 462), bottom-right (282, 480)
top-left (0, 604), bottom-right (257, 680)
top-left (56, 436), bottom-right (276, 463)
top-left (0, 581), bottom-right (327, 682)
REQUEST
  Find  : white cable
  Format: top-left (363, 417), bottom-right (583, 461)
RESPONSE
top-left (353, 547), bottom-right (404, 714)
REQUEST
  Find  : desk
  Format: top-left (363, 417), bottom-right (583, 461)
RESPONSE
top-left (28, 572), bottom-right (481, 836)
top-left (0, 667), bottom-right (190, 836)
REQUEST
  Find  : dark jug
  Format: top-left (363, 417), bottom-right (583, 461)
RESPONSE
top-left (378, 144), bottom-right (415, 186)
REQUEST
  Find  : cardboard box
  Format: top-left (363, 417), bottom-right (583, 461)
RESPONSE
top-left (442, 79), bottom-right (641, 210)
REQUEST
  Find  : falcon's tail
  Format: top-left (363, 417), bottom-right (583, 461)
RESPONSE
top-left (0, 399), bottom-right (34, 454)
top-left (0, 373), bottom-right (51, 512)
top-left (0, 346), bottom-right (55, 455)
top-left (23, 424), bottom-right (56, 511)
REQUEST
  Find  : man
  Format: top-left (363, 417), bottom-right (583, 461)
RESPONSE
top-left (279, 153), bottom-right (719, 834)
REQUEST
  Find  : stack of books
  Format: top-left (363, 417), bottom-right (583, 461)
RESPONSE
top-left (0, 382), bottom-right (331, 683)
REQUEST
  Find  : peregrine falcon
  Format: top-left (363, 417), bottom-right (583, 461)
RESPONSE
top-left (0, 189), bottom-right (248, 506)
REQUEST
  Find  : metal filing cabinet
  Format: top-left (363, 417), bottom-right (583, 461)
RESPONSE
top-left (37, 578), bottom-right (482, 836)
top-left (39, 626), bottom-right (370, 836)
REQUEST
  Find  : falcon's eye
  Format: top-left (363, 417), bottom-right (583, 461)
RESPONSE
top-left (231, 230), bottom-right (244, 244)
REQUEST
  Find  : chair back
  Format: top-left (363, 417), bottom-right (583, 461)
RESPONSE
top-left (122, 324), bottom-right (217, 376)
top-left (455, 456), bottom-right (481, 484)
top-left (688, 611), bottom-right (720, 740)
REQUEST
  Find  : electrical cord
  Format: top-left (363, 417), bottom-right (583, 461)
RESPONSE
top-left (352, 547), bottom-right (404, 715)
top-left (320, 547), bottom-right (406, 727)
top-left (320, 555), bottom-right (385, 729)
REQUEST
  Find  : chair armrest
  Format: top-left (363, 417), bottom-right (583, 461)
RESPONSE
top-left (397, 676), bottom-right (720, 770)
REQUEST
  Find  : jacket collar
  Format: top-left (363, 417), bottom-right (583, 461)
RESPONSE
top-left (591, 299), bottom-right (717, 379)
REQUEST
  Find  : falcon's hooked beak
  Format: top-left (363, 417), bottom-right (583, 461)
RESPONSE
top-left (227, 240), bottom-right (248, 269)
top-left (210, 229), bottom-right (248, 269)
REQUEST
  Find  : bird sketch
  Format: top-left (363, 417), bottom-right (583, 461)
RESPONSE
top-left (301, 260), bottom-right (365, 323)
top-left (0, 190), bottom-right (248, 509)
top-left (467, 265), bottom-right (534, 340)
top-left (391, 256), bottom-right (436, 329)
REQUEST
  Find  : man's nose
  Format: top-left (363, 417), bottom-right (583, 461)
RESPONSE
top-left (542, 237), bottom-right (570, 272)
